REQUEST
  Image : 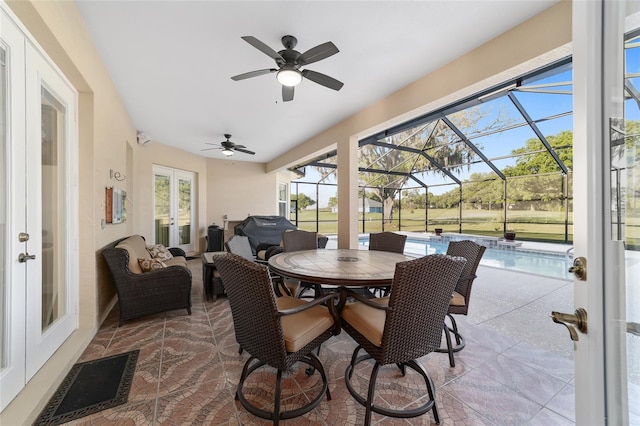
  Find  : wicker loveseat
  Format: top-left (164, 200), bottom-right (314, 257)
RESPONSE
top-left (102, 235), bottom-right (192, 325)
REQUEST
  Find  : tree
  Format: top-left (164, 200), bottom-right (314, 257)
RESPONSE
top-left (355, 105), bottom-right (513, 223)
top-left (291, 193), bottom-right (316, 211)
top-left (502, 130), bottom-right (573, 176)
top-left (501, 131), bottom-right (572, 210)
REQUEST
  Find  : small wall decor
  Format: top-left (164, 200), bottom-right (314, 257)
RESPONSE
top-left (110, 169), bottom-right (126, 181)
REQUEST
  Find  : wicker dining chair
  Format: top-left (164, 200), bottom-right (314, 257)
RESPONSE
top-left (214, 253), bottom-right (340, 425)
top-left (434, 240), bottom-right (486, 367)
top-left (368, 232), bottom-right (407, 297)
top-left (281, 229), bottom-right (318, 252)
top-left (368, 231), bottom-right (407, 254)
top-left (281, 230), bottom-right (324, 298)
top-left (341, 254), bottom-right (466, 425)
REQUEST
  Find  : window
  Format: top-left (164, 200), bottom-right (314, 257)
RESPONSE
top-left (278, 182), bottom-right (287, 217)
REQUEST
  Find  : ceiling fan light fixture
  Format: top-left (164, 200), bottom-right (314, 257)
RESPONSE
top-left (277, 68), bottom-right (302, 86)
top-left (221, 148), bottom-right (234, 156)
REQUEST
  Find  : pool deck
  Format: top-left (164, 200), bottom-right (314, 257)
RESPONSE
top-left (323, 233), bottom-right (638, 420)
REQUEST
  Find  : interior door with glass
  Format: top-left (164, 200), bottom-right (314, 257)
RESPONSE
top-left (0, 5), bottom-right (78, 409)
top-left (153, 165), bottom-right (195, 253)
top-left (0, 8), bottom-right (27, 411)
top-left (24, 39), bottom-right (78, 381)
top-left (571, 1), bottom-right (639, 424)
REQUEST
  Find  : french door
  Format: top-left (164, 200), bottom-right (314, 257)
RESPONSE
top-left (0, 5), bottom-right (78, 411)
top-left (153, 165), bottom-right (195, 253)
top-left (571, 1), bottom-right (638, 424)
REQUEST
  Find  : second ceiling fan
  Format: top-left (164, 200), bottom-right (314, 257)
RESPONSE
top-left (231, 35), bottom-right (343, 102)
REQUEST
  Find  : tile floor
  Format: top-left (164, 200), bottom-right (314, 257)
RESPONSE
top-left (67, 259), bottom-right (576, 425)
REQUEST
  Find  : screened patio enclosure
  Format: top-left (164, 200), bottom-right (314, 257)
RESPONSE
top-left (289, 41), bottom-right (639, 246)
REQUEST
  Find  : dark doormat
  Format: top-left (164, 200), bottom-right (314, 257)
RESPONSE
top-left (34, 350), bottom-right (139, 425)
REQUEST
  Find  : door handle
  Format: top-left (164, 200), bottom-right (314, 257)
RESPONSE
top-left (18, 253), bottom-right (36, 263)
top-left (551, 308), bottom-right (587, 341)
top-left (568, 257), bottom-right (587, 280)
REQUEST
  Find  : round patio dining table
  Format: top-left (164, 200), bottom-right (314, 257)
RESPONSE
top-left (267, 248), bottom-right (416, 287)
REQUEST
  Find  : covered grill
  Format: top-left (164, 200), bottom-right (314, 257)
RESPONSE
top-left (233, 216), bottom-right (297, 254)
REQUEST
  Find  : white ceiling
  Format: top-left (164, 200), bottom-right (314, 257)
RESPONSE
top-left (75, 0), bottom-right (558, 164)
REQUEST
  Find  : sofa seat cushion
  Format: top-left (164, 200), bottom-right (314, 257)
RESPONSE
top-left (116, 235), bottom-right (150, 274)
top-left (165, 257), bottom-right (187, 268)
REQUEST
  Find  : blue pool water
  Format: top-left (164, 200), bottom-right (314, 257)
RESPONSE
top-left (359, 237), bottom-right (572, 280)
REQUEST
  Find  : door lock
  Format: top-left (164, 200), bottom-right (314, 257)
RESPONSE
top-left (18, 232), bottom-right (30, 242)
top-left (551, 308), bottom-right (588, 341)
top-left (569, 257), bottom-right (587, 281)
top-left (18, 253), bottom-right (36, 263)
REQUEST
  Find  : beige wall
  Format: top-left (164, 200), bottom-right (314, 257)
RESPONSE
top-left (206, 159), bottom-right (291, 225)
top-left (0, 0), bottom-right (572, 424)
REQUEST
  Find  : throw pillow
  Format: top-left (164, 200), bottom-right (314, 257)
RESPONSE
top-left (138, 258), bottom-right (167, 272)
top-left (146, 244), bottom-right (173, 261)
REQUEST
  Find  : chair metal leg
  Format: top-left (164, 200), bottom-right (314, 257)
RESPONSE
top-left (435, 314), bottom-right (466, 367)
top-left (450, 314), bottom-right (463, 345)
top-left (443, 323), bottom-right (455, 367)
top-left (364, 362), bottom-right (381, 426)
top-left (274, 368), bottom-right (282, 425)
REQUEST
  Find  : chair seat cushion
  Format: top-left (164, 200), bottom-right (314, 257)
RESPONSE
top-left (378, 292), bottom-right (466, 307)
top-left (341, 300), bottom-right (386, 347)
top-left (276, 296), bottom-right (334, 352)
top-left (450, 291), bottom-right (465, 306)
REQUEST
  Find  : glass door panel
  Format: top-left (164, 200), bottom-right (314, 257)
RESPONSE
top-left (0, 44), bottom-right (6, 374)
top-left (40, 89), bottom-right (66, 331)
top-left (177, 177), bottom-right (191, 245)
top-left (154, 173), bottom-right (171, 247)
top-left (622, 17), bottom-right (640, 425)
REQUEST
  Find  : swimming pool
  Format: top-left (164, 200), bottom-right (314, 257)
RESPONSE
top-left (358, 236), bottom-right (573, 280)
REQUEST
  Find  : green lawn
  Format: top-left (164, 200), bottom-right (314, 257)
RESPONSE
top-left (291, 207), bottom-right (640, 246)
top-left (293, 207), bottom-right (575, 243)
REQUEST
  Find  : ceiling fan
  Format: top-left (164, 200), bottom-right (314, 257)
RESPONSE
top-left (201, 134), bottom-right (255, 156)
top-left (231, 35), bottom-right (344, 102)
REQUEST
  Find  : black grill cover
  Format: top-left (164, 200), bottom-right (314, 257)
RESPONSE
top-left (234, 216), bottom-right (297, 254)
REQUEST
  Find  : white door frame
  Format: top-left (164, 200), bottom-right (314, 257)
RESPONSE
top-left (572, 1), bottom-right (630, 424)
